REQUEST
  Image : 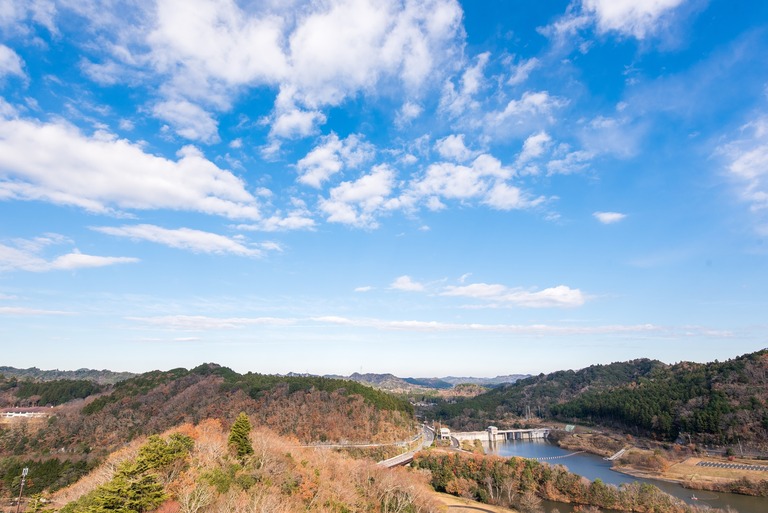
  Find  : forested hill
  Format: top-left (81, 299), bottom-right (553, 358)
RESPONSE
top-left (436, 350), bottom-right (768, 446)
top-left (0, 363), bottom-right (415, 462)
top-left (0, 366), bottom-right (135, 384)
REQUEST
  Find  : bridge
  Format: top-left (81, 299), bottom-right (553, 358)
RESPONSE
top-left (377, 425), bottom-right (435, 468)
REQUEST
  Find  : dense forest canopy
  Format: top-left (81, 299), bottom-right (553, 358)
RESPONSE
top-left (435, 350), bottom-right (768, 446)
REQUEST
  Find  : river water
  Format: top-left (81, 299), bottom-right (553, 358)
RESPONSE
top-left (485, 439), bottom-right (767, 513)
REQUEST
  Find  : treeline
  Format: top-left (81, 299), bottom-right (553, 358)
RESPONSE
top-left (83, 364), bottom-right (412, 416)
top-left (0, 457), bottom-right (94, 498)
top-left (0, 367), bottom-right (135, 385)
top-left (414, 450), bottom-right (716, 513)
top-left (0, 376), bottom-right (104, 407)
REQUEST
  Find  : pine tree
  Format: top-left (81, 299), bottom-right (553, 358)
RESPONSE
top-left (228, 412), bottom-right (254, 460)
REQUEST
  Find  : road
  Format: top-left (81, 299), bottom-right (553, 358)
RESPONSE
top-left (377, 424), bottom-right (434, 468)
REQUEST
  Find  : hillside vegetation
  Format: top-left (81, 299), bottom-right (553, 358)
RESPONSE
top-left (0, 364), bottom-right (417, 500)
top-left (436, 350), bottom-right (768, 447)
top-left (48, 420), bottom-right (439, 513)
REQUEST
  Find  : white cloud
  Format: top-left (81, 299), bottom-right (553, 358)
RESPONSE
top-left (718, 116), bottom-right (768, 217)
top-left (582, 0), bottom-right (686, 39)
top-left (593, 211), bottom-right (627, 224)
top-left (354, 286), bottom-right (373, 292)
top-left (270, 107), bottom-right (326, 139)
top-left (129, 315), bottom-right (297, 331)
top-left (72, 0), bottom-right (464, 141)
top-left (434, 134), bottom-right (476, 162)
top-left (0, 118), bottom-right (260, 219)
top-left (390, 275), bottom-right (425, 292)
top-left (395, 101), bottom-right (423, 126)
top-left (297, 133), bottom-right (374, 188)
top-left (439, 52), bottom-right (490, 118)
top-left (0, 307), bottom-right (74, 316)
top-left (237, 213), bottom-right (317, 232)
top-left (517, 131), bottom-right (552, 164)
top-left (484, 183), bottom-right (543, 211)
top-left (492, 91), bottom-right (566, 125)
top-left (407, 153), bottom-right (528, 210)
top-left (507, 57), bottom-right (539, 85)
top-left (153, 100), bottom-right (220, 143)
top-left (0, 45), bottom-right (25, 78)
top-left (128, 312), bottom-right (730, 339)
top-left (0, 236), bottom-right (138, 273)
top-left (319, 164), bottom-right (395, 228)
top-left (546, 148), bottom-right (594, 175)
top-left (93, 224), bottom-right (268, 257)
top-left (442, 282), bottom-right (586, 308)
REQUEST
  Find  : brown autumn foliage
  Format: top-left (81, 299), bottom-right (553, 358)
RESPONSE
top-left (414, 450), bottom-right (724, 513)
top-left (50, 419), bottom-right (441, 513)
top-left (1, 373), bottom-right (414, 463)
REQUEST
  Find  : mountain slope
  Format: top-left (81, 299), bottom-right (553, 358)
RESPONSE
top-left (0, 364), bottom-right (415, 463)
top-left (52, 421), bottom-right (439, 513)
top-left (436, 350), bottom-right (768, 447)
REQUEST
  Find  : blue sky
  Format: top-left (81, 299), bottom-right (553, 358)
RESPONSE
top-left (1, 0), bottom-right (767, 377)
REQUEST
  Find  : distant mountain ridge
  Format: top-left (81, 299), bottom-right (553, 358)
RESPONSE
top-left (0, 366), bottom-right (136, 385)
top-left (323, 372), bottom-right (530, 392)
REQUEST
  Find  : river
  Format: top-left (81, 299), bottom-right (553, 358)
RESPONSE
top-left (484, 439), bottom-right (767, 513)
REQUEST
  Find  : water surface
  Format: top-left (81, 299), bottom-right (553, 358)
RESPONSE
top-left (485, 439), bottom-right (767, 513)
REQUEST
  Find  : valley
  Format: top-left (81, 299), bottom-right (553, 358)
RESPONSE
top-left (0, 351), bottom-right (765, 513)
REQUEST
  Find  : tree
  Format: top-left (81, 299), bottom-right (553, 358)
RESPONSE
top-left (228, 413), bottom-right (254, 460)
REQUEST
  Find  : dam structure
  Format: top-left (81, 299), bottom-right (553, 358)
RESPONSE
top-left (443, 426), bottom-right (550, 445)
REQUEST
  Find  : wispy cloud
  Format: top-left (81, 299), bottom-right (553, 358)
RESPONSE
top-left (127, 313), bottom-right (732, 339)
top-left (442, 283), bottom-right (587, 308)
top-left (0, 307), bottom-right (74, 316)
top-left (0, 235), bottom-right (138, 273)
top-left (93, 224), bottom-right (273, 257)
top-left (128, 315), bottom-right (298, 331)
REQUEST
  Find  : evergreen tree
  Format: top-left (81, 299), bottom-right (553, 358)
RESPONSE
top-left (228, 412), bottom-right (254, 459)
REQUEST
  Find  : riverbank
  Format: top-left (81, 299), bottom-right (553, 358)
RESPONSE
top-left (550, 431), bottom-right (768, 497)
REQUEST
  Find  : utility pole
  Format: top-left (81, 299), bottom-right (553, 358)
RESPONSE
top-left (15, 467), bottom-right (28, 513)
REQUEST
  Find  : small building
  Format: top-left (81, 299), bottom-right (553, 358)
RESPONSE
top-left (439, 427), bottom-right (451, 439)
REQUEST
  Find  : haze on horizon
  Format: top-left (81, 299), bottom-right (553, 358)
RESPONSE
top-left (1, 0), bottom-right (767, 377)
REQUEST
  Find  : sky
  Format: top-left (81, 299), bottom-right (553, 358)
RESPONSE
top-left (1, 0), bottom-right (768, 378)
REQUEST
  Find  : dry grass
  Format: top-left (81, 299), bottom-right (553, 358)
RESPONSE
top-left (434, 492), bottom-right (519, 513)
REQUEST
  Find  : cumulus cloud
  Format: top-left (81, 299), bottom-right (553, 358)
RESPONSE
top-left (442, 282), bottom-right (586, 308)
top-left (0, 235), bottom-right (138, 273)
top-left (319, 164), bottom-right (395, 228)
top-left (389, 275), bottom-right (425, 291)
top-left (153, 100), bottom-right (220, 143)
top-left (434, 134), bottom-right (476, 162)
top-left (64, 0), bottom-right (464, 142)
top-left (593, 211), bottom-right (627, 224)
top-left (296, 133), bottom-right (374, 188)
top-left (582, 0), bottom-right (687, 39)
top-left (93, 224), bottom-right (270, 257)
top-left (0, 118), bottom-right (260, 219)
